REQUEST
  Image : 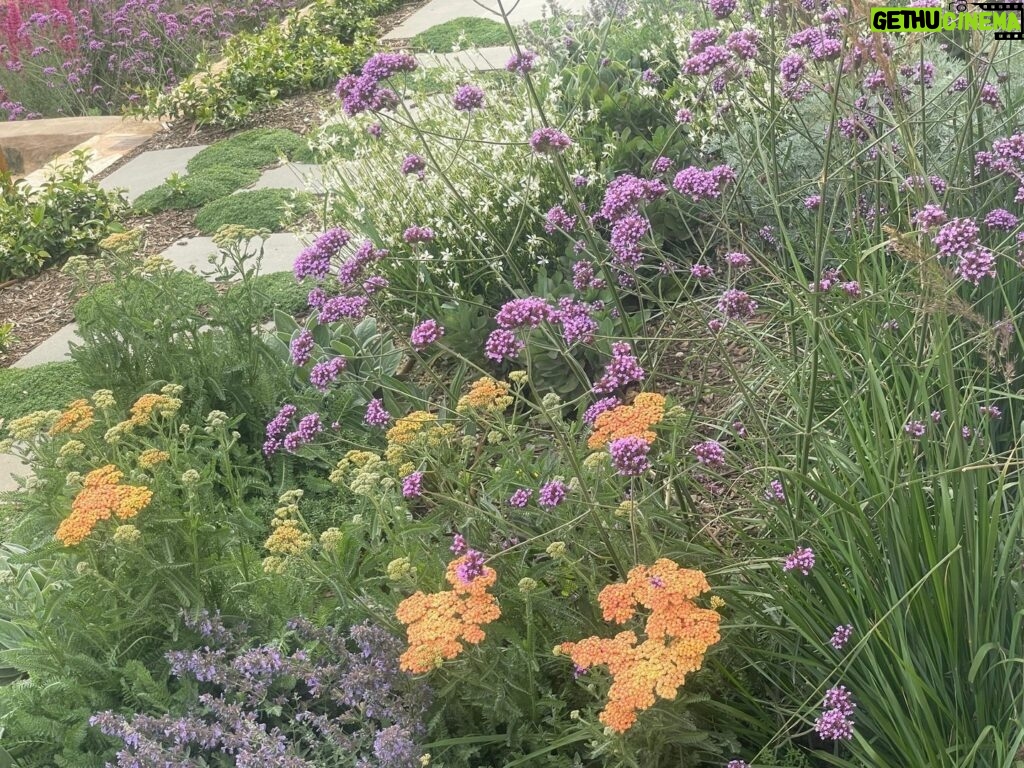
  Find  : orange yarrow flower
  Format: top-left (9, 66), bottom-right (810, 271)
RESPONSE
top-left (128, 394), bottom-right (181, 426)
top-left (49, 399), bottom-right (96, 436)
top-left (587, 393), bottom-right (666, 450)
top-left (55, 464), bottom-right (153, 546)
top-left (395, 555), bottom-right (501, 674)
top-left (457, 377), bottom-right (513, 413)
top-left (559, 558), bottom-right (720, 732)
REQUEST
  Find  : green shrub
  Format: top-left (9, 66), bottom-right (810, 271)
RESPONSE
top-left (194, 189), bottom-right (310, 234)
top-left (187, 128), bottom-right (312, 175)
top-left (0, 362), bottom-right (88, 424)
top-left (132, 165), bottom-right (260, 214)
top-left (137, 0), bottom-right (401, 126)
top-left (0, 152), bottom-right (127, 281)
top-left (223, 271), bottom-right (316, 318)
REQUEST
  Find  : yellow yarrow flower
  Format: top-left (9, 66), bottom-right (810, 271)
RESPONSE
top-left (138, 449), bottom-right (170, 469)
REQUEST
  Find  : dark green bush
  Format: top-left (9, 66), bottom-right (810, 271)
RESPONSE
top-left (132, 165), bottom-right (260, 214)
top-left (194, 189), bottom-right (310, 234)
top-left (0, 152), bottom-right (127, 282)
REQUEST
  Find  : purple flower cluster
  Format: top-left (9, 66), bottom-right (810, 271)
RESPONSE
top-left (683, 44), bottom-right (731, 76)
top-left (593, 342), bottom-right (645, 395)
top-left (779, 53), bottom-right (810, 100)
top-left (319, 295), bottom-right (370, 324)
top-left (455, 549), bottom-right (486, 583)
top-left (544, 204), bottom-right (578, 234)
top-left (92, 614), bottom-right (432, 768)
top-left (290, 329), bottom-right (315, 366)
top-left (727, 29), bottom-right (760, 60)
top-left (294, 228), bottom-right (350, 281)
top-left (830, 624), bottom-right (854, 651)
top-left (505, 49), bottom-right (538, 74)
top-left (716, 288), bottom-right (758, 321)
top-left (651, 156), bottom-right (673, 174)
top-left (609, 436), bottom-right (652, 476)
top-left (933, 218), bottom-right (980, 258)
top-left (538, 479), bottom-right (568, 509)
top-left (984, 208), bottom-right (1018, 231)
top-left (572, 260), bottom-right (606, 290)
top-left (915, 204), bottom-right (947, 229)
top-left (402, 470), bottom-right (424, 498)
top-left (335, 52), bottom-right (417, 116)
top-left (583, 396), bottom-right (620, 426)
top-left (338, 240), bottom-right (388, 288)
top-left (691, 263), bottom-right (715, 279)
top-left (692, 439), bottom-right (726, 469)
top-left (309, 356), bottom-right (346, 392)
top-left (401, 153), bottom-right (426, 177)
top-left (708, 0), bottom-right (737, 18)
top-left (283, 413), bottom-right (323, 453)
top-left (765, 479), bottom-right (785, 502)
top-left (263, 403), bottom-right (297, 456)
top-left (453, 83), bottom-right (485, 111)
top-left (410, 319), bottom-right (444, 350)
top-left (364, 398), bottom-right (391, 427)
top-left (484, 328), bottom-right (525, 362)
top-left (530, 127), bottom-right (573, 155)
top-left (403, 225), bottom-right (435, 244)
top-left (814, 685), bottom-right (856, 741)
top-left (598, 174), bottom-right (667, 228)
top-left (904, 419), bottom-right (926, 438)
top-left (673, 164), bottom-right (737, 202)
top-left (508, 488), bottom-right (533, 507)
top-left (783, 545), bottom-right (815, 575)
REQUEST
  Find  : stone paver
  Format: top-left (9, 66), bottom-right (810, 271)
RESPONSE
top-left (415, 45), bottom-right (515, 71)
top-left (11, 323), bottom-right (81, 368)
top-left (0, 452), bottom-right (30, 494)
top-left (383, 0), bottom-right (589, 40)
top-left (160, 232), bottom-right (304, 276)
top-left (98, 145), bottom-right (207, 203)
top-left (249, 163), bottom-right (326, 194)
top-left (3, 116), bottom-right (160, 180)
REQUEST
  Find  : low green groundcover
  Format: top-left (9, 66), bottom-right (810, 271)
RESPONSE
top-left (194, 189), bottom-right (311, 234)
top-left (132, 165), bottom-right (261, 214)
top-left (187, 128), bottom-right (315, 175)
top-left (0, 362), bottom-right (88, 424)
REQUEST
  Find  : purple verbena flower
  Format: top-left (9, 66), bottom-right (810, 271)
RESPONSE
top-left (609, 436), bottom-right (653, 476)
top-left (783, 546), bottom-right (815, 575)
top-left (410, 319), bottom-right (444, 350)
top-left (538, 479), bottom-right (568, 508)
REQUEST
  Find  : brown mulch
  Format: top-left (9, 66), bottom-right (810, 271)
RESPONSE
top-left (0, 268), bottom-right (82, 367)
top-left (129, 209), bottom-right (202, 256)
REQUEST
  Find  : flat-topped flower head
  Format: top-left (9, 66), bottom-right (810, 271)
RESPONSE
top-left (559, 559), bottom-right (721, 732)
top-left (396, 554), bottom-right (500, 673)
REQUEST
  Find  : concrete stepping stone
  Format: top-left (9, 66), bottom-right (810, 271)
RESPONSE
top-left (415, 45), bottom-right (515, 71)
top-left (0, 452), bottom-right (30, 494)
top-left (383, 0), bottom-right (589, 40)
top-left (11, 323), bottom-right (81, 368)
top-left (249, 163), bottom-right (326, 193)
top-left (160, 232), bottom-right (304, 277)
top-left (98, 145), bottom-right (207, 203)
